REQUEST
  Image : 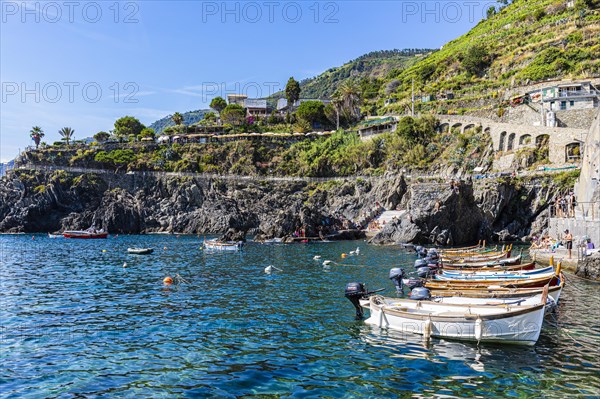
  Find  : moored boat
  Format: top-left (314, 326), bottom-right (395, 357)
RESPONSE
top-left (127, 247), bottom-right (154, 255)
top-left (204, 239), bottom-right (243, 251)
top-left (48, 233), bottom-right (63, 239)
top-left (365, 292), bottom-right (547, 345)
top-left (433, 266), bottom-right (555, 282)
top-left (441, 260), bottom-right (534, 271)
top-left (63, 229), bottom-right (108, 239)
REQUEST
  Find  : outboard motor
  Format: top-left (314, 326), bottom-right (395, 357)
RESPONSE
top-left (414, 259), bottom-right (428, 269)
top-left (345, 282), bottom-right (368, 320)
top-left (410, 287), bottom-right (431, 300)
top-left (427, 249), bottom-right (439, 260)
top-left (423, 256), bottom-right (439, 264)
top-left (405, 278), bottom-right (424, 290)
top-left (417, 266), bottom-right (433, 279)
top-left (418, 248), bottom-right (428, 258)
top-left (414, 245), bottom-right (423, 254)
top-left (389, 268), bottom-right (405, 293)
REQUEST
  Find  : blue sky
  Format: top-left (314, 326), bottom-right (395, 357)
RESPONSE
top-left (0, 0), bottom-right (496, 161)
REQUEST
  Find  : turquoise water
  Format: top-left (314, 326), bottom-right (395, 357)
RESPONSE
top-left (1, 235), bottom-right (599, 398)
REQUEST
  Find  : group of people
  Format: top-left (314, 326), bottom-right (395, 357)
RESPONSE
top-left (531, 229), bottom-right (595, 259)
top-left (554, 192), bottom-right (577, 218)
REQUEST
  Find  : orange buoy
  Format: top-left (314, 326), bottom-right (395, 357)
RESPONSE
top-left (341, 253), bottom-right (347, 258)
top-left (163, 246), bottom-right (167, 251)
top-left (163, 276), bottom-right (173, 285)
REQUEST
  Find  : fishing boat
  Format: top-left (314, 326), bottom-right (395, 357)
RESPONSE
top-left (63, 229), bottom-right (108, 239)
top-left (441, 253), bottom-right (522, 268)
top-left (365, 291), bottom-right (547, 345)
top-left (434, 266), bottom-right (555, 282)
top-left (441, 249), bottom-right (512, 263)
top-left (127, 247), bottom-right (154, 255)
top-left (439, 265), bottom-right (553, 278)
top-left (427, 273), bottom-right (565, 302)
top-left (204, 239), bottom-right (243, 251)
top-left (442, 258), bottom-right (535, 271)
top-left (422, 272), bottom-right (559, 289)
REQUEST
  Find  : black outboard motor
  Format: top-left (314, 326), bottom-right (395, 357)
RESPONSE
top-left (414, 245), bottom-right (423, 254)
top-left (418, 248), bottom-right (428, 258)
top-left (423, 256), bottom-right (439, 264)
top-left (410, 287), bottom-right (431, 300)
top-left (345, 282), bottom-right (368, 320)
top-left (427, 249), bottom-right (439, 260)
top-left (414, 259), bottom-right (428, 269)
top-left (389, 268), bottom-right (405, 293)
top-left (417, 266), bottom-right (433, 279)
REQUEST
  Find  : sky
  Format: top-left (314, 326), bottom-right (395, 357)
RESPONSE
top-left (0, 0), bottom-right (498, 162)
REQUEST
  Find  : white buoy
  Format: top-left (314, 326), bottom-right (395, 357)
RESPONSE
top-left (323, 260), bottom-right (333, 266)
top-left (313, 255), bottom-right (321, 260)
top-left (475, 317), bottom-right (483, 341)
top-left (123, 262), bottom-right (127, 268)
top-left (355, 247), bottom-right (360, 255)
top-left (349, 251), bottom-right (356, 256)
top-left (264, 265), bottom-right (282, 274)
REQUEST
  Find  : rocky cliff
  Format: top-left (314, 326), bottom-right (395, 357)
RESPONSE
top-left (0, 169), bottom-right (558, 244)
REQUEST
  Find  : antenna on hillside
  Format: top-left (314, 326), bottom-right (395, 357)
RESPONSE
top-left (411, 79), bottom-right (415, 117)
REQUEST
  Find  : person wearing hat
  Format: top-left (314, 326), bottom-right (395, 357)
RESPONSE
top-left (564, 229), bottom-right (573, 259)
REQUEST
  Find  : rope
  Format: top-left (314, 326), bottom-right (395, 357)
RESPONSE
top-left (563, 271), bottom-right (600, 284)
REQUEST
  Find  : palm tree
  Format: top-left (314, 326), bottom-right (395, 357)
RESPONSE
top-left (172, 112), bottom-right (183, 126)
top-left (30, 126), bottom-right (44, 149)
top-left (335, 81), bottom-right (362, 123)
top-left (58, 127), bottom-right (75, 146)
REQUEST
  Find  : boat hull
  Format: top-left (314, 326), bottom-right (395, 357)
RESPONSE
top-left (204, 240), bottom-right (243, 251)
top-left (365, 296), bottom-right (545, 345)
top-left (63, 232), bottom-right (108, 239)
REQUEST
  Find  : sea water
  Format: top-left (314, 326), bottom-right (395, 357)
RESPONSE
top-left (0, 235), bottom-right (598, 398)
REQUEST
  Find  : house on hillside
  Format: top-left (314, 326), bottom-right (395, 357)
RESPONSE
top-left (245, 99), bottom-right (268, 118)
top-left (227, 94), bottom-right (248, 106)
top-left (357, 116), bottom-right (398, 138)
top-left (529, 81), bottom-right (599, 111)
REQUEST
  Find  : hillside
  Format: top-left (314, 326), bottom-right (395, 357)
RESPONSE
top-left (271, 49), bottom-right (433, 101)
top-left (379, 0), bottom-right (600, 115)
top-left (149, 109), bottom-right (210, 135)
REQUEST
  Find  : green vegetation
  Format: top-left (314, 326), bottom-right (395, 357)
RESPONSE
top-left (552, 169), bottom-right (581, 191)
top-left (210, 97), bottom-right (227, 113)
top-left (58, 127), bottom-right (75, 146)
top-left (114, 116), bottom-right (145, 141)
top-left (30, 126), bottom-right (44, 149)
top-left (220, 104), bottom-right (246, 126)
top-left (285, 77), bottom-right (301, 111)
top-left (94, 131), bottom-right (110, 142)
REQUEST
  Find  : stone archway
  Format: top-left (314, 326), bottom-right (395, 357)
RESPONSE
top-left (439, 123), bottom-right (450, 133)
top-left (498, 131), bottom-right (507, 151)
top-left (463, 123), bottom-right (475, 133)
top-left (451, 123), bottom-right (462, 134)
top-left (519, 134), bottom-right (532, 146)
top-left (507, 133), bottom-right (516, 151)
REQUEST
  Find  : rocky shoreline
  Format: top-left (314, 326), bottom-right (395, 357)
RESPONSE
top-left (0, 169), bottom-right (558, 245)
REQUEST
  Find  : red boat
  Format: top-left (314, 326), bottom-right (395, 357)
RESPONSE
top-left (63, 230), bottom-right (108, 239)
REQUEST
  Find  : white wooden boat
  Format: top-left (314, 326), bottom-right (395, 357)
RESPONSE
top-left (48, 233), bottom-right (63, 238)
top-left (441, 254), bottom-right (522, 268)
top-left (365, 292), bottom-right (547, 345)
top-left (204, 239), bottom-right (243, 251)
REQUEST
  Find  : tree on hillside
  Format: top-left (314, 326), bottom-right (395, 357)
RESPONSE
top-left (462, 45), bottom-right (492, 77)
top-left (204, 112), bottom-right (217, 122)
top-left (30, 126), bottom-right (44, 149)
top-left (58, 127), bottom-right (75, 146)
top-left (334, 80), bottom-right (362, 123)
top-left (139, 127), bottom-right (156, 140)
top-left (172, 112), bottom-right (184, 126)
top-left (296, 101), bottom-right (326, 128)
top-left (114, 116), bottom-right (145, 141)
top-left (210, 97), bottom-right (227, 113)
top-left (285, 77), bottom-right (301, 113)
top-left (94, 131), bottom-right (110, 142)
top-left (220, 104), bottom-right (246, 126)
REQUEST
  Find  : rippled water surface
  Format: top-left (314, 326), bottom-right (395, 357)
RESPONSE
top-left (1, 235), bottom-right (599, 398)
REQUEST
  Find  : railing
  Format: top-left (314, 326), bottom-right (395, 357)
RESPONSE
top-left (550, 202), bottom-right (600, 221)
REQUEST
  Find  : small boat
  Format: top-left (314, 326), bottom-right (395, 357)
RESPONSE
top-left (127, 247), bottom-right (154, 255)
top-left (441, 254), bottom-right (522, 268)
top-left (63, 229), bottom-right (108, 239)
top-left (204, 239), bottom-right (243, 251)
top-left (422, 272), bottom-right (560, 289)
top-left (441, 259), bottom-right (532, 271)
top-left (440, 265), bottom-right (553, 278)
top-left (365, 291), bottom-right (547, 345)
top-left (434, 266), bottom-right (555, 282)
top-left (48, 233), bottom-right (63, 239)
top-left (427, 273), bottom-right (565, 302)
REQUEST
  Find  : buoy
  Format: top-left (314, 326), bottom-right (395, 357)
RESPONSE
top-left (349, 251), bottom-right (356, 256)
top-left (123, 262), bottom-right (127, 268)
top-left (423, 316), bottom-right (432, 340)
top-left (475, 317), bottom-right (483, 341)
top-left (163, 246), bottom-right (167, 251)
top-left (355, 247), bottom-right (360, 255)
top-left (313, 255), bottom-right (321, 260)
top-left (323, 260), bottom-right (333, 266)
top-left (341, 253), bottom-right (347, 258)
top-left (102, 249), bottom-right (107, 253)
top-left (163, 276), bottom-right (173, 285)
top-left (265, 265), bottom-right (273, 274)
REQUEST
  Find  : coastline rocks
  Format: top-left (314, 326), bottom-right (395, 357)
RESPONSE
top-left (576, 252), bottom-right (600, 281)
